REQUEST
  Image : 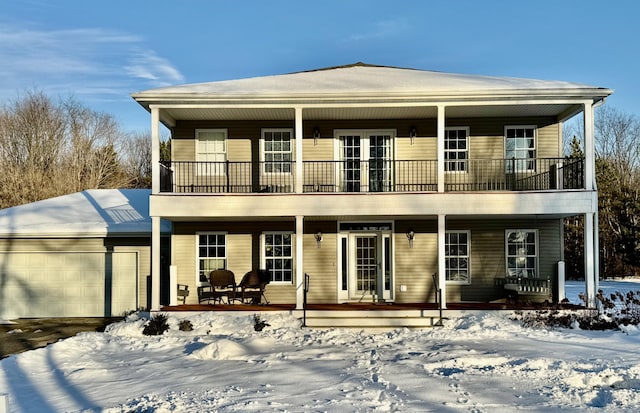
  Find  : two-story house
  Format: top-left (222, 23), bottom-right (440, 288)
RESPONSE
top-left (133, 63), bottom-right (611, 314)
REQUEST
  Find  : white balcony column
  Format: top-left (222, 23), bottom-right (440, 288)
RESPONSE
top-left (437, 214), bottom-right (447, 308)
top-left (584, 212), bottom-right (597, 308)
top-left (295, 107), bottom-right (304, 194)
top-left (437, 105), bottom-right (446, 193)
top-left (151, 106), bottom-right (160, 194)
top-left (151, 216), bottom-right (162, 311)
top-left (583, 101), bottom-right (595, 191)
top-left (295, 215), bottom-right (304, 309)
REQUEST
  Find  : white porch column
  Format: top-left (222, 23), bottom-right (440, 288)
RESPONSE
top-left (583, 102), bottom-right (595, 191)
top-left (437, 214), bottom-right (447, 308)
top-left (151, 107), bottom-right (160, 194)
top-left (584, 212), bottom-right (597, 307)
top-left (295, 215), bottom-right (304, 309)
top-left (294, 107), bottom-right (303, 194)
top-left (151, 216), bottom-right (162, 311)
top-left (437, 105), bottom-right (446, 193)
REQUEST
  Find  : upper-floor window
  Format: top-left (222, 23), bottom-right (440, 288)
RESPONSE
top-left (262, 129), bottom-right (292, 173)
top-left (197, 232), bottom-right (226, 283)
top-left (445, 230), bottom-right (470, 284)
top-left (505, 126), bottom-right (536, 172)
top-left (445, 127), bottom-right (469, 172)
top-left (505, 229), bottom-right (537, 278)
top-left (196, 129), bottom-right (227, 175)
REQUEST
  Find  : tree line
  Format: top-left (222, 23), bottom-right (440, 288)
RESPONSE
top-left (1, 91), bottom-right (638, 279)
top-left (564, 106), bottom-right (640, 279)
top-left (0, 91), bottom-right (163, 208)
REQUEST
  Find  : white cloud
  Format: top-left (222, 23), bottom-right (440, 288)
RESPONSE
top-left (0, 24), bottom-right (184, 101)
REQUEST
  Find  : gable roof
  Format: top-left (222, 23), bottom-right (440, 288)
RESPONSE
top-left (132, 62), bottom-right (612, 104)
top-left (0, 189), bottom-right (167, 238)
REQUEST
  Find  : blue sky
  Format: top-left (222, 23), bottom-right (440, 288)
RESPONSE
top-left (1, 0), bottom-right (638, 132)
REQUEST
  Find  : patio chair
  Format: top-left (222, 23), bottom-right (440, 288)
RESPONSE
top-left (238, 269), bottom-right (270, 304)
top-left (209, 269), bottom-right (238, 304)
top-left (197, 285), bottom-right (216, 304)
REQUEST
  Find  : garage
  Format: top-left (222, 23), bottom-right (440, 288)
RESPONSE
top-left (0, 189), bottom-right (163, 319)
top-left (0, 251), bottom-right (138, 317)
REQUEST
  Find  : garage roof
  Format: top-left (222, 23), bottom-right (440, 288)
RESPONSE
top-left (0, 189), bottom-right (168, 238)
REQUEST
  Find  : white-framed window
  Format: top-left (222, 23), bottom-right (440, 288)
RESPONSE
top-left (262, 232), bottom-right (293, 283)
top-left (262, 129), bottom-right (292, 174)
top-left (197, 232), bottom-right (226, 283)
top-left (445, 231), bottom-right (470, 284)
top-left (445, 127), bottom-right (469, 172)
top-left (505, 126), bottom-right (536, 172)
top-left (505, 229), bottom-right (538, 278)
top-left (196, 129), bottom-right (227, 175)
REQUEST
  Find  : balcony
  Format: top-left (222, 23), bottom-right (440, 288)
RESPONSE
top-left (159, 158), bottom-right (584, 194)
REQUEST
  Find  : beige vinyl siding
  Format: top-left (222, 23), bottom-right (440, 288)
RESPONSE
top-left (173, 221), bottom-right (296, 304)
top-left (0, 238), bottom-right (106, 251)
top-left (302, 221), bottom-right (338, 303)
top-left (447, 218), bottom-right (562, 302)
top-left (393, 220), bottom-right (438, 303)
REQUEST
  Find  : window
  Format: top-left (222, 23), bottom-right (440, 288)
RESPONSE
top-left (505, 126), bottom-right (536, 172)
top-left (506, 230), bottom-right (537, 278)
top-left (262, 129), bottom-right (292, 173)
top-left (263, 232), bottom-right (293, 283)
top-left (197, 233), bottom-right (226, 282)
top-left (445, 127), bottom-right (469, 172)
top-left (445, 231), bottom-right (470, 283)
top-left (196, 129), bottom-right (226, 175)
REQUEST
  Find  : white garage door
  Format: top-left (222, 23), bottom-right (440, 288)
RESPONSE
top-left (0, 252), bottom-right (138, 318)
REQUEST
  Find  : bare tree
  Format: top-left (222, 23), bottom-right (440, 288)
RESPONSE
top-left (563, 106), bottom-right (640, 278)
top-left (122, 132), bottom-right (152, 188)
top-left (0, 91), bottom-right (133, 208)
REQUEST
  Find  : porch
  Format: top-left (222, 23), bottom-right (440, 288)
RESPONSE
top-left (159, 301), bottom-right (582, 328)
top-left (159, 157), bottom-right (584, 194)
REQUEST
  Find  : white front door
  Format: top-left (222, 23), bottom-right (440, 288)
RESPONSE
top-left (338, 224), bottom-right (393, 302)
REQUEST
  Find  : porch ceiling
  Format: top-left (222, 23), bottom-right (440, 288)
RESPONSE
top-left (156, 103), bottom-right (580, 126)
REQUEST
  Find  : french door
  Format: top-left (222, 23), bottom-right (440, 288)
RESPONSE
top-left (337, 130), bottom-right (393, 192)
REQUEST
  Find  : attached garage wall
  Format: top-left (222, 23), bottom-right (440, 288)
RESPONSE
top-left (0, 238), bottom-right (148, 318)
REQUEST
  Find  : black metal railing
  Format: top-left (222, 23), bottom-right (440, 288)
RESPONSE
top-left (158, 158), bottom-right (584, 193)
top-left (160, 160), bottom-right (295, 193)
top-left (445, 157), bottom-right (584, 191)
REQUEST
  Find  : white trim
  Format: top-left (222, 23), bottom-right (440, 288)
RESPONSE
top-left (195, 231), bottom-right (227, 285)
top-left (444, 126), bottom-right (470, 173)
top-left (260, 128), bottom-right (294, 174)
top-left (261, 231), bottom-right (295, 285)
top-left (337, 220), bottom-right (394, 302)
top-left (505, 229), bottom-right (539, 278)
top-left (504, 125), bottom-right (537, 172)
top-left (195, 128), bottom-right (227, 176)
top-left (445, 230), bottom-right (471, 285)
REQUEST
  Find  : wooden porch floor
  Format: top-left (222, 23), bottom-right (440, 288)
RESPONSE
top-left (160, 301), bottom-right (583, 312)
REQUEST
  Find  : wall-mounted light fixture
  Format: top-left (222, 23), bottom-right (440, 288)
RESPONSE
top-left (406, 229), bottom-right (415, 248)
top-left (313, 127), bottom-right (321, 145)
top-left (314, 231), bottom-right (323, 247)
top-left (409, 126), bottom-right (417, 144)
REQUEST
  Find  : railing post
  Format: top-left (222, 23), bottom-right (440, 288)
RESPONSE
top-left (303, 273), bottom-right (310, 327)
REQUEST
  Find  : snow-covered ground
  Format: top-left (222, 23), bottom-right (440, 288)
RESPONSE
top-left (1, 280), bottom-right (640, 412)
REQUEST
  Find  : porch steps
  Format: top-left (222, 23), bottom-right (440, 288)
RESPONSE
top-left (299, 309), bottom-right (446, 328)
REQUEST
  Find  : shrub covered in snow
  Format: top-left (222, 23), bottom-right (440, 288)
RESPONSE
top-left (142, 313), bottom-right (170, 336)
top-left (516, 289), bottom-right (640, 330)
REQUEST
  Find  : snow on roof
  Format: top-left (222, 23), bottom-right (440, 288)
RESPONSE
top-left (0, 189), bottom-right (166, 238)
top-left (132, 62), bottom-right (612, 101)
